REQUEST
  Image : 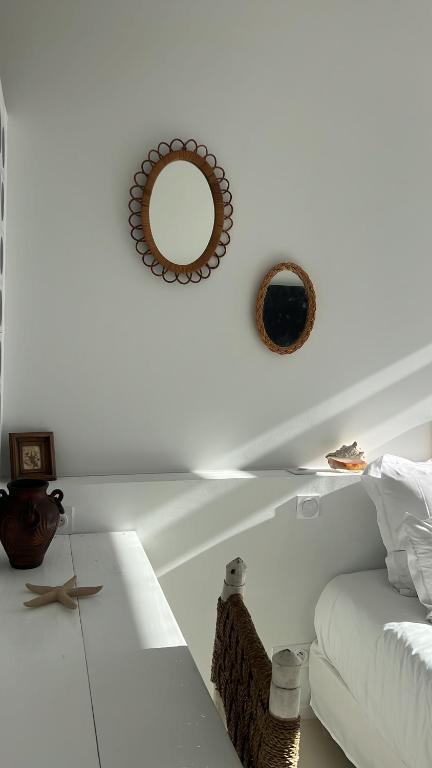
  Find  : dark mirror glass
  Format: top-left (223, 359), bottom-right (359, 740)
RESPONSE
top-left (263, 273), bottom-right (308, 347)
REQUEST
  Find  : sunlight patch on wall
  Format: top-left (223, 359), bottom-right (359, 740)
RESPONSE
top-left (202, 342), bottom-right (432, 471)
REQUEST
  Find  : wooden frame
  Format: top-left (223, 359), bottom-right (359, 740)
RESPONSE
top-left (9, 432), bottom-right (57, 481)
top-left (129, 139), bottom-right (233, 284)
top-left (256, 262), bottom-right (316, 355)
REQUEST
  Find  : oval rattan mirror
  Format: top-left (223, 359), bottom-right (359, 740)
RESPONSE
top-left (256, 263), bottom-right (316, 354)
top-left (128, 139), bottom-right (233, 284)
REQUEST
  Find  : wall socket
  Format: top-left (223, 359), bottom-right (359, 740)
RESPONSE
top-left (296, 494), bottom-right (320, 519)
top-left (56, 505), bottom-right (75, 535)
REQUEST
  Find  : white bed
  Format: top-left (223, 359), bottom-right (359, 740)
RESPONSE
top-left (310, 569), bottom-right (432, 768)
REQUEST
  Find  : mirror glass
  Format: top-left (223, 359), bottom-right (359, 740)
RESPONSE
top-left (263, 270), bottom-right (308, 347)
top-left (149, 160), bottom-right (215, 265)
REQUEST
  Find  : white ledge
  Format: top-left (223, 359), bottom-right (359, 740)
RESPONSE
top-left (0, 468), bottom-right (363, 486)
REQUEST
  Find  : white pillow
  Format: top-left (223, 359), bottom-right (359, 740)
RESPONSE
top-left (399, 514), bottom-right (432, 621)
top-left (362, 455), bottom-right (432, 594)
top-left (385, 550), bottom-right (417, 596)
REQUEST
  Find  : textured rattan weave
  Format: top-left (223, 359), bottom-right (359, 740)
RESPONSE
top-left (128, 138), bottom-right (233, 284)
top-left (211, 594), bottom-right (300, 768)
top-left (255, 262), bottom-right (316, 355)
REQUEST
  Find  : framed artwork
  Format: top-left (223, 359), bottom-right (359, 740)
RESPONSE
top-left (9, 432), bottom-right (57, 480)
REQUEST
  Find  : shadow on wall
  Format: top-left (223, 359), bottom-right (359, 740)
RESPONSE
top-left (136, 476), bottom-right (385, 691)
top-left (1, 326), bottom-right (432, 478)
top-left (200, 340), bottom-right (432, 471)
top-left (133, 342), bottom-right (432, 566)
top-left (131, 345), bottom-right (432, 689)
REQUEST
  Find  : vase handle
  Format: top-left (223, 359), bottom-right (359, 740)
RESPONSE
top-left (0, 489), bottom-right (7, 499)
top-left (50, 489), bottom-right (65, 515)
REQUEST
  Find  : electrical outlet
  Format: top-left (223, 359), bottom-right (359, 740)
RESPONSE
top-left (56, 505), bottom-right (74, 535)
top-left (272, 642), bottom-right (311, 666)
top-left (296, 494), bottom-right (320, 519)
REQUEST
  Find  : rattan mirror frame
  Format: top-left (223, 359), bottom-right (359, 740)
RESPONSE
top-left (128, 139), bottom-right (233, 284)
top-left (256, 262), bottom-right (316, 355)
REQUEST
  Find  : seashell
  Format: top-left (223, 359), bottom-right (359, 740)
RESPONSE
top-left (325, 441), bottom-right (367, 471)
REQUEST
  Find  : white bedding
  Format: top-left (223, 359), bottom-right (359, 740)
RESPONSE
top-left (314, 569), bottom-right (432, 768)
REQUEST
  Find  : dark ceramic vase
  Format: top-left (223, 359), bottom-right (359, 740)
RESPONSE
top-left (0, 479), bottom-right (64, 569)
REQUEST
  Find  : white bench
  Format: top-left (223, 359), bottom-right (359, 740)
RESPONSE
top-left (0, 531), bottom-right (241, 768)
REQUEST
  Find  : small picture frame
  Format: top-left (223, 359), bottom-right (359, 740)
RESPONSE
top-left (9, 432), bottom-right (57, 481)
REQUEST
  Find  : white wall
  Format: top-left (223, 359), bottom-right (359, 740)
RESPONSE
top-left (0, 0), bottom-right (432, 476)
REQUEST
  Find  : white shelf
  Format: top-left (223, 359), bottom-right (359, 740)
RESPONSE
top-left (286, 467), bottom-right (364, 477)
top-left (0, 468), bottom-right (364, 486)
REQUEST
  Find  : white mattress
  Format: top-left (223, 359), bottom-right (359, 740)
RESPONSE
top-left (314, 569), bottom-right (432, 768)
top-left (310, 644), bottom-right (404, 768)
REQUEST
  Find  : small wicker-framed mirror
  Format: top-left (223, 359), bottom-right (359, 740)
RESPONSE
top-left (128, 138), bottom-right (233, 284)
top-left (256, 262), bottom-right (316, 354)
